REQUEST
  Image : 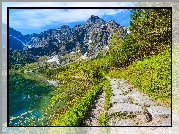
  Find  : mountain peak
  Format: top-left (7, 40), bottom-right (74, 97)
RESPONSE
top-left (87, 15), bottom-right (103, 23)
top-left (107, 20), bottom-right (118, 25)
top-left (9, 15), bottom-right (127, 58)
top-left (86, 15), bottom-right (105, 28)
top-left (90, 15), bottom-right (99, 19)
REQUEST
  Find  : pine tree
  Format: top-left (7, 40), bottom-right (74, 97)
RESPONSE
top-left (110, 8), bottom-right (171, 69)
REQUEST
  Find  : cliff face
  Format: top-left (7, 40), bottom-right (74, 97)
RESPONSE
top-left (9, 15), bottom-right (127, 58)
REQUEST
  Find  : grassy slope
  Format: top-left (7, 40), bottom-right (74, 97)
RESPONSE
top-left (51, 83), bottom-right (103, 126)
top-left (47, 54), bottom-right (111, 126)
top-left (108, 49), bottom-right (171, 107)
top-left (12, 45), bottom-right (171, 126)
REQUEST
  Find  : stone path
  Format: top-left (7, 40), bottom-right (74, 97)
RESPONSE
top-left (84, 88), bottom-right (106, 126)
top-left (106, 77), bottom-right (171, 126)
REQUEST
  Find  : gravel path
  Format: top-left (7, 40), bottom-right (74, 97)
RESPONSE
top-left (84, 88), bottom-right (106, 126)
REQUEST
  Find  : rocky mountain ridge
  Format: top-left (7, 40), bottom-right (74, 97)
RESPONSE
top-left (9, 15), bottom-right (127, 58)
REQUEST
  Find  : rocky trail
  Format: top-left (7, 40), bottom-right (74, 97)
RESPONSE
top-left (85, 77), bottom-right (172, 126)
top-left (106, 77), bottom-right (171, 126)
top-left (84, 88), bottom-right (106, 126)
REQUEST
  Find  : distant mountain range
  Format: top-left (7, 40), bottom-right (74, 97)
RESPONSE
top-left (8, 15), bottom-right (128, 58)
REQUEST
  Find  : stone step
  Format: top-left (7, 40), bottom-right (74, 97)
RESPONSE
top-left (106, 77), bottom-right (172, 126)
top-left (127, 90), bottom-right (157, 106)
top-left (120, 86), bottom-right (133, 94)
top-left (107, 103), bottom-right (145, 115)
top-left (147, 106), bottom-right (171, 119)
top-left (109, 117), bottom-right (136, 126)
top-left (111, 84), bottom-right (119, 89)
top-left (112, 88), bottom-right (123, 96)
top-left (118, 80), bottom-right (128, 85)
top-left (110, 95), bottom-right (128, 104)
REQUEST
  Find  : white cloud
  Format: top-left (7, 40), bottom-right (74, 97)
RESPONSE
top-left (2, 2), bottom-right (136, 29)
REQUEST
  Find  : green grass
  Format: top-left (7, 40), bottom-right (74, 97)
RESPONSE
top-left (51, 83), bottom-right (103, 126)
top-left (98, 79), bottom-right (112, 126)
top-left (98, 113), bottom-right (110, 126)
top-left (103, 79), bottom-right (113, 110)
top-left (108, 49), bottom-right (171, 107)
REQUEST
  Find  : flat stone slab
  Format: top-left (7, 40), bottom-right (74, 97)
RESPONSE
top-left (119, 83), bottom-right (134, 88)
top-left (127, 90), bottom-right (157, 106)
top-left (108, 103), bottom-right (144, 115)
top-left (111, 84), bottom-right (119, 89)
top-left (134, 114), bottom-right (150, 124)
top-left (120, 86), bottom-right (132, 94)
top-left (110, 95), bottom-right (128, 104)
top-left (160, 118), bottom-right (171, 126)
top-left (127, 89), bottom-right (149, 99)
top-left (109, 79), bottom-right (119, 83)
top-left (147, 117), bottom-right (171, 126)
top-left (147, 106), bottom-right (171, 118)
top-left (118, 80), bottom-right (128, 85)
top-left (109, 117), bottom-right (136, 126)
top-left (112, 89), bottom-right (123, 95)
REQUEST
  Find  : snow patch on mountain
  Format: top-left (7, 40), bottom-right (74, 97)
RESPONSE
top-left (47, 55), bottom-right (60, 64)
top-left (70, 51), bottom-right (75, 54)
top-left (105, 45), bottom-right (109, 50)
top-left (80, 52), bottom-right (88, 59)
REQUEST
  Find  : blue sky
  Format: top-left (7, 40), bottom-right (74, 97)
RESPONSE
top-left (9, 9), bottom-right (132, 35)
top-left (2, 2), bottom-right (136, 35)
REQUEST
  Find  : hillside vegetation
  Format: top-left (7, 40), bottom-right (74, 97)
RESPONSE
top-left (50, 9), bottom-right (171, 126)
top-left (10, 8), bottom-right (171, 126)
top-left (108, 49), bottom-right (171, 107)
top-left (107, 9), bottom-right (171, 107)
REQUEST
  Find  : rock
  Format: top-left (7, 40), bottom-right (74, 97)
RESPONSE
top-left (108, 116), bottom-right (121, 126)
top-left (121, 83), bottom-right (134, 89)
top-left (85, 88), bottom-right (106, 126)
top-left (109, 117), bottom-right (136, 126)
top-left (147, 106), bottom-right (171, 119)
top-left (127, 90), bottom-right (157, 106)
top-left (24, 70), bottom-right (33, 73)
top-left (110, 80), bottom-right (119, 86)
top-left (160, 118), bottom-right (171, 126)
top-left (110, 95), bottom-right (128, 104)
top-left (107, 103), bottom-right (144, 115)
top-left (148, 117), bottom-right (171, 126)
top-left (10, 15), bottom-right (127, 63)
top-left (134, 114), bottom-right (150, 124)
top-left (106, 77), bottom-right (172, 127)
top-left (111, 84), bottom-right (119, 89)
top-left (112, 89), bottom-right (123, 96)
top-left (118, 80), bottom-right (127, 85)
top-left (118, 119), bottom-right (136, 126)
top-left (120, 86), bottom-right (132, 94)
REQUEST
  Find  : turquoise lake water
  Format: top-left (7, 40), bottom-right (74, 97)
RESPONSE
top-left (9, 73), bottom-right (60, 126)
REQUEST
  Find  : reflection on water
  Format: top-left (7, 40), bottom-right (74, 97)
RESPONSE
top-left (9, 73), bottom-right (59, 126)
